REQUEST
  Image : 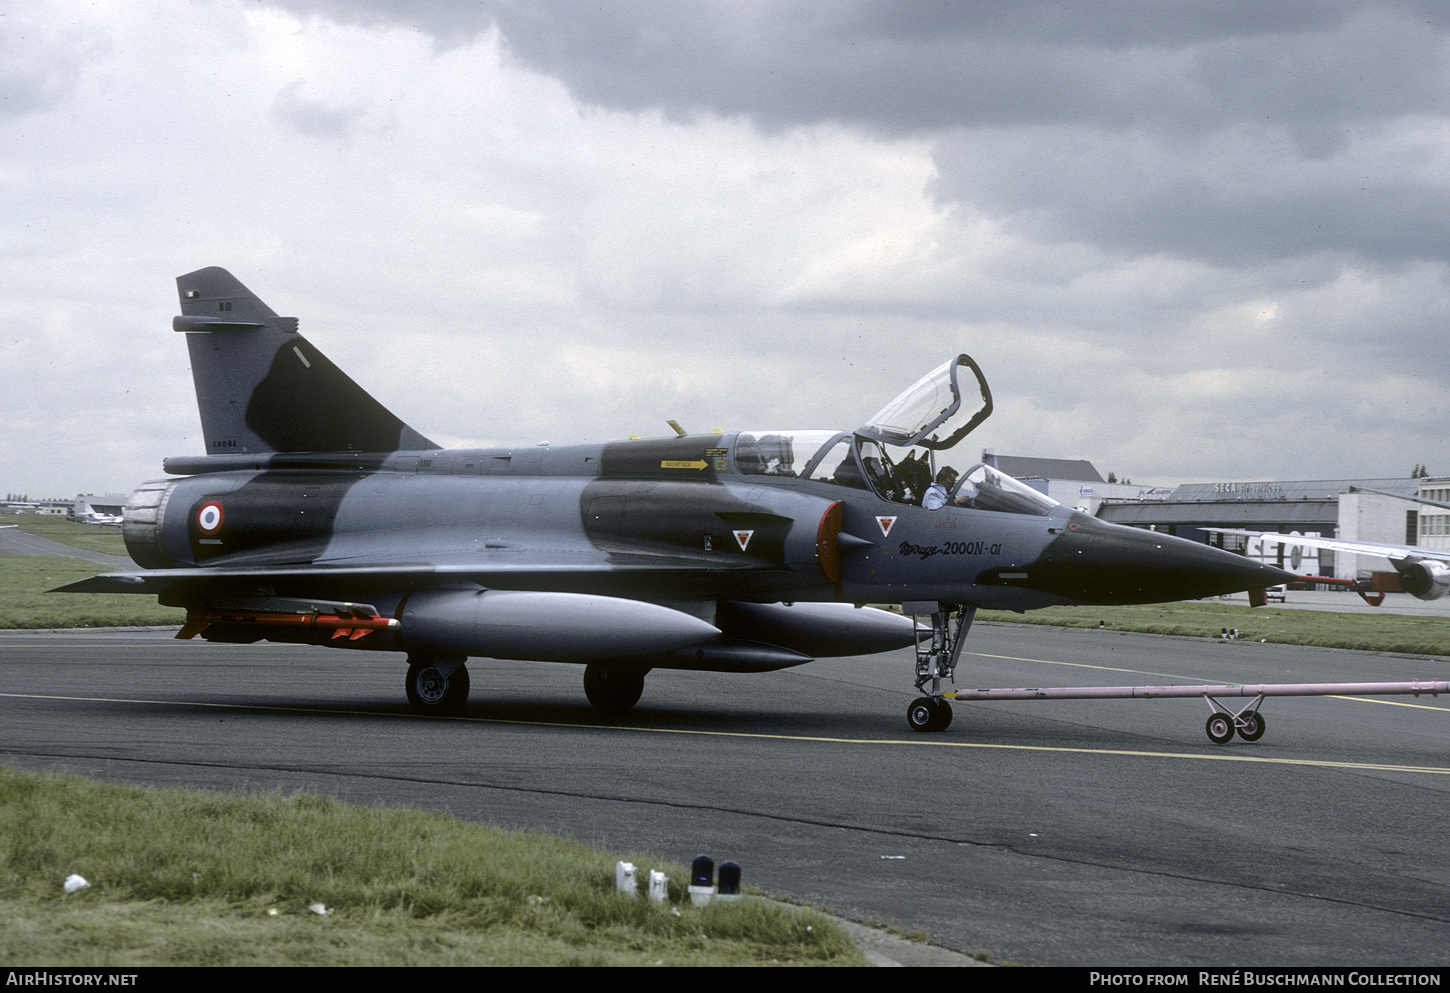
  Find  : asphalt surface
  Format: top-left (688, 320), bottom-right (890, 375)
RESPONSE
top-left (0, 526), bottom-right (132, 570)
top-left (2, 624), bottom-right (1448, 966)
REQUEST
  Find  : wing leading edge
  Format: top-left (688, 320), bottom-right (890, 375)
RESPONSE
top-left (1205, 528), bottom-right (1450, 564)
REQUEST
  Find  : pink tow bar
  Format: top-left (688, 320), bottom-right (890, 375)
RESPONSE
top-left (944, 680), bottom-right (1450, 744)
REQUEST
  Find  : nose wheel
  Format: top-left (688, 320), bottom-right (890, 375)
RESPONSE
top-left (907, 696), bottom-right (953, 732)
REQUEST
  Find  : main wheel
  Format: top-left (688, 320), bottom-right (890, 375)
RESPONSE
top-left (1237, 711), bottom-right (1266, 742)
top-left (1205, 712), bottom-right (1234, 744)
top-left (583, 663), bottom-right (646, 713)
top-left (405, 657), bottom-right (469, 714)
top-left (908, 696), bottom-right (945, 732)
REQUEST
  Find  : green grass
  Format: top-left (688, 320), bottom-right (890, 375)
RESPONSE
top-left (1, 513), bottom-right (130, 556)
top-left (0, 515), bottom-right (175, 628)
top-left (0, 765), bottom-right (864, 966)
top-left (977, 601), bottom-right (1450, 657)
top-left (0, 556), bottom-right (183, 629)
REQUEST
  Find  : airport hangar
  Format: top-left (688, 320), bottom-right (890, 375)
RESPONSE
top-left (981, 452), bottom-right (1443, 586)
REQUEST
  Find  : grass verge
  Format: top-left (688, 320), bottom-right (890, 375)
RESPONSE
top-left (976, 601), bottom-right (1450, 657)
top-left (0, 765), bottom-right (864, 966)
top-left (0, 556), bottom-right (183, 629)
top-left (0, 513), bottom-right (130, 556)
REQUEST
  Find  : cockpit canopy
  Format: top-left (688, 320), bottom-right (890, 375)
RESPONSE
top-left (950, 462), bottom-right (1058, 516)
top-left (856, 354), bottom-right (993, 451)
top-left (730, 354), bottom-right (1058, 515)
top-left (732, 429), bottom-right (1059, 516)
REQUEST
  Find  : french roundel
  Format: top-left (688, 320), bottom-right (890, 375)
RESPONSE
top-left (196, 500), bottom-right (224, 535)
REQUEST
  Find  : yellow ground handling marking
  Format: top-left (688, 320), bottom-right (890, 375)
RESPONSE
top-left (4, 691), bottom-right (1450, 777)
top-left (1324, 695), bottom-right (1450, 713)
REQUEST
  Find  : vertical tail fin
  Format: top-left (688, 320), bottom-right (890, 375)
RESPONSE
top-left (174, 267), bottom-right (435, 454)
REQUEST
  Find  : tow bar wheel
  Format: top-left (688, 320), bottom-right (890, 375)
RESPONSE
top-left (1237, 711), bottom-right (1266, 741)
top-left (1205, 712), bottom-right (1235, 744)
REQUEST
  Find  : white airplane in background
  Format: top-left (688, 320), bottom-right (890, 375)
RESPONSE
top-left (78, 510), bottom-right (123, 526)
top-left (1209, 487), bottom-right (1450, 605)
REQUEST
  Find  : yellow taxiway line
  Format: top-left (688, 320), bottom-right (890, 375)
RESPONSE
top-left (4, 690), bottom-right (1450, 777)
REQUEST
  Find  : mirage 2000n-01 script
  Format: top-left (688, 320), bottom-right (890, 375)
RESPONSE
top-left (58, 268), bottom-right (1294, 731)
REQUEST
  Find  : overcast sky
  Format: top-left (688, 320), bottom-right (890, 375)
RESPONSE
top-left (4, 0), bottom-right (1449, 498)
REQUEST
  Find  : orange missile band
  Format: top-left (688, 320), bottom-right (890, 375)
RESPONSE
top-left (177, 611), bottom-right (400, 641)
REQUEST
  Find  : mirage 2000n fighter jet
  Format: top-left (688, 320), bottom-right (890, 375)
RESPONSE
top-left (58, 268), bottom-right (1294, 731)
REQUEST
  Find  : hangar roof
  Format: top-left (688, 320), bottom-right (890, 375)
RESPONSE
top-left (988, 455), bottom-right (1103, 482)
top-left (1168, 478), bottom-right (1416, 502)
top-left (1096, 477), bottom-right (1418, 528)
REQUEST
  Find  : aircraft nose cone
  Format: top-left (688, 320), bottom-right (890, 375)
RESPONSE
top-left (1021, 518), bottom-right (1297, 605)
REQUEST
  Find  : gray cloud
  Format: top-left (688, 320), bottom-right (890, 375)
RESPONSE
top-left (262, 0), bottom-right (1450, 481)
top-left (271, 79), bottom-right (371, 140)
top-left (276, 1), bottom-right (1450, 268)
top-left (278, 2), bottom-right (1439, 138)
top-left (931, 122), bottom-right (1450, 267)
top-left (0, 14), bottom-right (107, 117)
top-left (7, 1), bottom-right (1450, 496)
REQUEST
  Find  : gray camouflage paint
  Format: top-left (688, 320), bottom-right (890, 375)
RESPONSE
top-left (62, 269), bottom-right (1294, 666)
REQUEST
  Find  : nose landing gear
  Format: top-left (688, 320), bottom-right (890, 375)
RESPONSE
top-left (903, 602), bottom-right (973, 733)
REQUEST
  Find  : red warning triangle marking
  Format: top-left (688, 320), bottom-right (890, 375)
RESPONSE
top-left (877, 516), bottom-right (897, 537)
top-left (733, 530), bottom-right (754, 551)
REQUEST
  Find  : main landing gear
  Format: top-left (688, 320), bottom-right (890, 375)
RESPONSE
top-left (903, 602), bottom-right (975, 733)
top-left (583, 662), bottom-right (648, 713)
top-left (405, 655), bottom-right (470, 714)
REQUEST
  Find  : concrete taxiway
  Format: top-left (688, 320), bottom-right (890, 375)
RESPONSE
top-left (2, 623), bottom-right (1448, 966)
top-left (0, 528), bottom-right (132, 570)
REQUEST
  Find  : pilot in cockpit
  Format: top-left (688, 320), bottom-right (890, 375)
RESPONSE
top-left (923, 465), bottom-right (977, 509)
top-left (923, 467), bottom-right (957, 509)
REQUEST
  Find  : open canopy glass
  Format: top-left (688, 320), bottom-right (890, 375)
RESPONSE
top-left (856, 354), bottom-right (993, 452)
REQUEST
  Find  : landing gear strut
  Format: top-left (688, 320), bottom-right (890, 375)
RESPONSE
top-left (405, 655), bottom-right (469, 714)
top-left (903, 602), bottom-right (974, 733)
top-left (583, 663), bottom-right (647, 713)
